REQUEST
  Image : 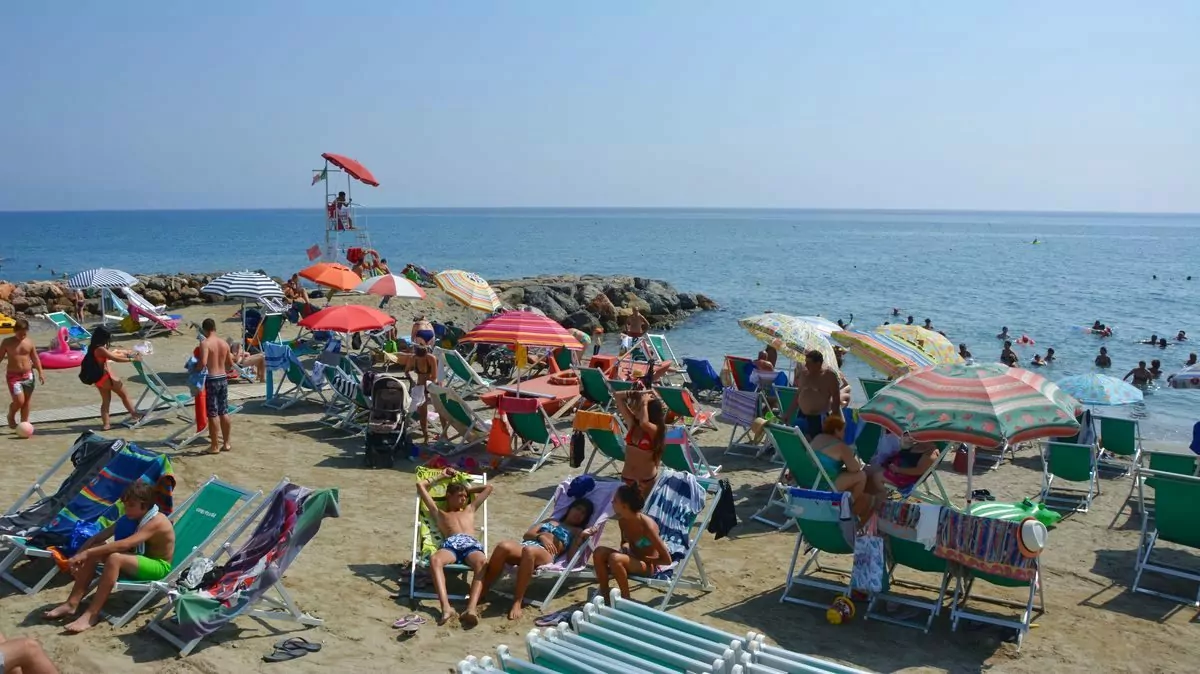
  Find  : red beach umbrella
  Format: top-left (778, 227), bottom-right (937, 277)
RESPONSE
top-left (298, 305), bottom-right (396, 333)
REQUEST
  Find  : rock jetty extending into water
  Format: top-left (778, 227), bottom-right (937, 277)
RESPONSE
top-left (0, 272), bottom-right (717, 334)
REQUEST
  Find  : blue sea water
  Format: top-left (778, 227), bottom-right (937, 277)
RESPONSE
top-left (2, 208), bottom-right (1198, 441)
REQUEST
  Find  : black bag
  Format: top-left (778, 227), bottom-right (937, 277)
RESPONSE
top-left (707, 479), bottom-right (739, 540)
top-left (78, 352), bottom-right (103, 385)
top-left (570, 431), bottom-right (585, 468)
top-left (351, 333), bottom-right (362, 350)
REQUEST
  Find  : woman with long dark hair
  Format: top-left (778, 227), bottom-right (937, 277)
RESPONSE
top-left (614, 385), bottom-right (666, 498)
top-left (81, 327), bottom-right (141, 430)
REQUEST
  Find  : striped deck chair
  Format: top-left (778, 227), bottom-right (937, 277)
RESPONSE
top-left (126, 359), bottom-right (193, 429)
top-left (682, 357), bottom-right (723, 403)
top-left (490, 396), bottom-right (567, 473)
top-left (577, 410), bottom-right (626, 475)
top-left (409, 469), bottom-right (488, 604)
top-left (427, 384), bottom-right (490, 456)
top-left (129, 302), bottom-right (182, 338)
top-left (628, 469), bottom-right (717, 607)
top-left (654, 385), bottom-right (718, 434)
top-left (40, 311), bottom-right (91, 345)
top-left (717, 387), bottom-right (768, 458)
top-left (321, 366), bottom-right (370, 433)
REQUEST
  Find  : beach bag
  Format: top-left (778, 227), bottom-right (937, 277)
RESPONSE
top-left (570, 431), bottom-right (585, 468)
top-left (78, 352), bottom-right (104, 385)
top-left (850, 516), bottom-right (884, 594)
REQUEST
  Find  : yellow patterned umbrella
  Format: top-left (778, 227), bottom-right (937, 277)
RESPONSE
top-left (738, 313), bottom-right (837, 367)
top-left (434, 270), bottom-right (503, 312)
top-left (874, 324), bottom-right (963, 365)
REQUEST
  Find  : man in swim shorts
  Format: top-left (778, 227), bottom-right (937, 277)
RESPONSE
top-left (44, 481), bottom-right (175, 634)
top-left (196, 318), bottom-right (235, 454)
top-left (1, 319), bottom-right (45, 429)
top-left (782, 349), bottom-right (843, 439)
top-left (417, 468), bottom-right (493, 627)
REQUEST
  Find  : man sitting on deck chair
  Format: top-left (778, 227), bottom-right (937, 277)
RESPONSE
top-left (43, 481), bottom-right (175, 634)
top-left (417, 468), bottom-right (493, 627)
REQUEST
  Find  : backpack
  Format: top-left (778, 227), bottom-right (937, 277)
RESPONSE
top-left (78, 352), bottom-right (104, 385)
top-left (570, 431), bottom-right (585, 468)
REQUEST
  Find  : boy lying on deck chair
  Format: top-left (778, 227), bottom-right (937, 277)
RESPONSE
top-left (417, 468), bottom-right (493, 627)
top-left (43, 481), bottom-right (175, 634)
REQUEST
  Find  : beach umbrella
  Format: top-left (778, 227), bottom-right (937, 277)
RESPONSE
top-left (298, 305), bottom-right (396, 333)
top-left (300, 262), bottom-right (362, 292)
top-left (832, 330), bottom-right (935, 378)
top-left (353, 274), bottom-right (427, 300)
top-left (738, 313), bottom-right (837, 366)
top-left (1056, 373), bottom-right (1144, 405)
top-left (200, 271), bottom-right (285, 300)
top-left (460, 310), bottom-right (583, 351)
top-left (1167, 364), bottom-right (1200, 390)
top-left (795, 316), bottom-right (844, 337)
top-left (67, 268), bottom-right (138, 290)
top-left (434, 270), bottom-right (503, 312)
top-left (874, 324), bottom-right (963, 365)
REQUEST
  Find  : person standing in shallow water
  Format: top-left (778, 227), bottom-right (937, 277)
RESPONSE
top-left (1124, 361), bottom-right (1153, 387)
top-left (1095, 347), bottom-right (1112, 368)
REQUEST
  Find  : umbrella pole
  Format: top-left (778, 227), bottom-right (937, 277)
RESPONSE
top-left (966, 444), bottom-right (975, 507)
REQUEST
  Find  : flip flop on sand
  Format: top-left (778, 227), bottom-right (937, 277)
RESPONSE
top-left (392, 615), bottom-right (427, 630)
top-left (263, 638), bottom-right (322, 663)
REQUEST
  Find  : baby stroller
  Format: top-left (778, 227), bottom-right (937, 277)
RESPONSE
top-left (364, 372), bottom-right (411, 468)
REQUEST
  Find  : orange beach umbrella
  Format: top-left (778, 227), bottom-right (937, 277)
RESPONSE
top-left (300, 262), bottom-right (362, 292)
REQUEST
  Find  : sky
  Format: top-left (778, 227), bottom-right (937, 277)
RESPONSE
top-left (1, 2), bottom-right (1197, 212)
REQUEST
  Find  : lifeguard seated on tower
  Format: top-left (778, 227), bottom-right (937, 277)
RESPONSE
top-left (328, 191), bottom-right (355, 231)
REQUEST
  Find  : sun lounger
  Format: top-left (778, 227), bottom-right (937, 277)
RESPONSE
top-left (663, 426), bottom-right (722, 481)
top-left (753, 424), bottom-right (838, 529)
top-left (779, 487), bottom-right (855, 610)
top-left (1097, 415), bottom-right (1143, 477)
top-left (1131, 468), bottom-right (1200, 607)
top-left (682, 357), bottom-right (723, 402)
top-left (654, 385), bottom-right (717, 434)
top-left (321, 365), bottom-right (371, 434)
top-left (490, 396), bottom-right (567, 473)
top-left (576, 410), bottom-right (626, 475)
top-left (146, 480), bottom-right (338, 656)
top-left (39, 311), bottom-right (91, 345)
top-left (100, 476), bottom-right (260, 627)
top-left (1039, 441), bottom-right (1100, 513)
top-left (427, 384), bottom-right (491, 456)
top-left (125, 359), bottom-right (193, 430)
top-left (438, 347), bottom-right (495, 397)
top-left (409, 468), bottom-right (488, 604)
top-left (263, 343), bottom-right (328, 410)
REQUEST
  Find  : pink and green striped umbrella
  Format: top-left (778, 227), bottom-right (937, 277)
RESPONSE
top-left (459, 310), bottom-right (584, 350)
top-left (859, 362), bottom-right (1082, 446)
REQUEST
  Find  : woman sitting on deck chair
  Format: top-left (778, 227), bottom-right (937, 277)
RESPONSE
top-left (809, 415), bottom-right (878, 518)
top-left (613, 386), bottom-right (666, 499)
top-left (867, 435), bottom-right (941, 494)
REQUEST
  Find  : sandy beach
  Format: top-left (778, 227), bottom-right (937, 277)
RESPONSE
top-left (2, 294), bottom-right (1198, 674)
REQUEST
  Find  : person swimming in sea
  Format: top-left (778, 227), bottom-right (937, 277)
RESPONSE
top-left (1030, 354), bottom-right (1045, 367)
top-left (1176, 330), bottom-right (1188, 342)
top-left (1185, 353), bottom-right (1198, 367)
top-left (1124, 361), bottom-right (1153, 387)
top-left (1142, 334), bottom-right (1158, 345)
top-left (1149, 359), bottom-right (1163, 379)
top-left (1095, 347), bottom-right (1112, 368)
top-left (997, 326), bottom-right (1011, 340)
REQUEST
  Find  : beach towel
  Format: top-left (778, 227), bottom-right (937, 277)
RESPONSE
top-left (263, 342), bottom-right (290, 372)
top-left (0, 432), bottom-right (123, 539)
top-left (172, 485), bottom-right (339, 642)
top-left (643, 469), bottom-right (705, 566)
top-left (934, 509), bottom-right (1038, 582)
top-left (415, 466), bottom-right (471, 559)
top-left (535, 477), bottom-right (621, 573)
top-left (718, 387), bottom-right (757, 427)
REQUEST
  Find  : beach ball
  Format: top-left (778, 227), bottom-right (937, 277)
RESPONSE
top-left (16, 422), bottom-right (35, 438)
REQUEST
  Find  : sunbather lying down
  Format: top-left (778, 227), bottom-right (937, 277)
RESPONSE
top-left (417, 468), bottom-right (492, 628)
top-left (228, 341), bottom-right (265, 381)
top-left (0, 631), bottom-right (60, 674)
top-left (478, 498), bottom-right (596, 621)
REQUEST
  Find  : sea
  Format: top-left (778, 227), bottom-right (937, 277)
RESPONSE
top-left (1, 208), bottom-right (1197, 442)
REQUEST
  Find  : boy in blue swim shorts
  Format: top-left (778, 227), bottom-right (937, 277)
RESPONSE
top-left (417, 468), bottom-right (493, 628)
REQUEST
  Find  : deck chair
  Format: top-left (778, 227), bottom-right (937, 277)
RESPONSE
top-left (321, 366), bottom-right (371, 433)
top-left (859, 377), bottom-right (890, 400)
top-left (717, 387), bottom-right (769, 458)
top-left (1123, 450), bottom-right (1200, 523)
top-left (682, 358), bottom-right (723, 402)
top-left (438, 347), bottom-right (495, 397)
top-left (161, 395), bottom-right (245, 451)
top-left (1039, 441), bottom-right (1100, 513)
top-left (491, 396), bottom-right (567, 473)
top-left (39, 311), bottom-right (91, 345)
top-left (655, 385), bottom-right (717, 434)
top-left (854, 422), bottom-right (883, 465)
top-left (409, 469), bottom-right (488, 604)
top-left (263, 345), bottom-right (327, 410)
top-left (663, 426), bottom-right (722, 480)
top-left (578, 368), bottom-right (618, 411)
top-left (576, 410), bottom-right (627, 475)
top-left (129, 302), bottom-right (182, 338)
top-left (123, 287), bottom-right (167, 313)
top-left (146, 481), bottom-right (338, 657)
top-left (246, 312), bottom-right (285, 352)
top-left (780, 487), bottom-right (855, 610)
top-left (724, 356), bottom-right (755, 392)
top-left (1132, 469), bottom-right (1200, 607)
top-left (1097, 415), bottom-right (1143, 477)
top-left (427, 384), bottom-right (490, 456)
top-left (867, 501), bottom-right (952, 632)
top-left (539, 609), bottom-right (732, 674)
top-left (101, 476), bottom-right (260, 627)
top-left (126, 359), bottom-right (193, 429)
top-left (627, 469), bottom-right (717, 607)
top-left (752, 424), bottom-right (838, 529)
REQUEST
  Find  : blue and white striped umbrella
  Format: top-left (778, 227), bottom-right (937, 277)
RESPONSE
top-left (1055, 373), bottom-right (1144, 406)
top-left (200, 271), bottom-right (285, 300)
top-left (67, 268), bottom-right (138, 290)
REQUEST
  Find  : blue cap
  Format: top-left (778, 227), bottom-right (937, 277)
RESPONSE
top-left (566, 475), bottom-right (595, 499)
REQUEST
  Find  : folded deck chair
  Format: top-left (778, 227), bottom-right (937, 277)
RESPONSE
top-left (438, 347), bottom-right (494, 397)
top-left (263, 344), bottom-right (328, 410)
top-left (126, 359), bottom-right (193, 430)
top-left (321, 365), bottom-right (370, 434)
top-left (427, 383), bottom-right (491, 456)
top-left (246, 312), bottom-right (285, 352)
top-left (526, 620), bottom-right (730, 674)
top-left (146, 481), bottom-right (336, 657)
top-left (682, 357), bottom-right (723, 403)
top-left (867, 501), bottom-right (952, 632)
top-left (409, 468), bottom-right (488, 604)
top-left (780, 487), bottom-right (855, 610)
top-left (663, 426), bottom-right (722, 481)
top-left (490, 396), bottom-right (567, 473)
top-left (577, 410), bottom-right (627, 475)
top-left (624, 468), bottom-right (717, 607)
top-left (39, 311), bottom-right (91, 345)
top-left (1132, 468), bottom-right (1200, 607)
top-left (0, 443), bottom-right (174, 595)
top-left (753, 424), bottom-right (838, 529)
top-left (1039, 441), bottom-right (1100, 513)
top-left (654, 385), bottom-right (717, 434)
top-left (497, 476), bottom-right (622, 611)
top-left (100, 476), bottom-right (261, 627)
top-left (1097, 415), bottom-right (1143, 477)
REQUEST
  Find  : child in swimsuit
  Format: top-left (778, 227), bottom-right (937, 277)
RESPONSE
top-left (478, 498), bottom-right (596, 621)
top-left (417, 469), bottom-right (493, 627)
top-left (593, 485), bottom-right (671, 600)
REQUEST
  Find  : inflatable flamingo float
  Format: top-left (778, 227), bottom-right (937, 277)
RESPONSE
top-left (39, 327), bottom-right (85, 369)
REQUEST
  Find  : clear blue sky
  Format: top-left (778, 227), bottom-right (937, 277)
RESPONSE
top-left (2, 2), bottom-right (1197, 212)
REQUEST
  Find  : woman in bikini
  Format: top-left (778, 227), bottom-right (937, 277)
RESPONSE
top-left (411, 315), bottom-right (436, 347)
top-left (405, 345), bottom-right (438, 444)
top-left (592, 484), bottom-right (671, 600)
top-left (82, 327), bottom-right (142, 430)
top-left (808, 415), bottom-right (875, 518)
top-left (613, 386), bottom-right (666, 498)
top-left (477, 498), bottom-right (596, 621)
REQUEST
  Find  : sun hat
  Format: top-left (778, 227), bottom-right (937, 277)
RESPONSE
top-left (1017, 517), bottom-right (1048, 558)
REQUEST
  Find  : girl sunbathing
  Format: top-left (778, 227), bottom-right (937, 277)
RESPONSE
top-left (477, 498), bottom-right (596, 621)
top-left (593, 485), bottom-right (671, 601)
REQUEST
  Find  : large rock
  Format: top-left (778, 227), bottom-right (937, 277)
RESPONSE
top-left (0, 283), bottom-right (15, 302)
top-left (179, 286), bottom-right (200, 300)
top-left (10, 295), bottom-right (45, 314)
top-left (520, 285), bottom-right (568, 321)
top-left (142, 289), bottom-right (167, 306)
top-left (0, 299), bottom-right (13, 318)
top-left (561, 310), bottom-right (598, 332)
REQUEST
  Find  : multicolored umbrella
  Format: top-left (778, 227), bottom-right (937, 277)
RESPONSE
top-left (859, 362), bottom-right (1082, 446)
top-left (738, 313), bottom-right (837, 366)
top-left (1167, 364), bottom-right (1200, 390)
top-left (353, 274), bottom-right (427, 300)
top-left (300, 262), bottom-right (362, 292)
top-left (832, 330), bottom-right (935, 377)
top-left (459, 310), bottom-right (583, 350)
top-left (298, 305), bottom-right (396, 333)
top-left (1055, 373), bottom-right (1144, 405)
top-left (67, 268), bottom-right (138, 290)
top-left (435, 270), bottom-right (503, 312)
top-left (795, 316), bottom-right (843, 337)
top-left (874, 324), bottom-right (963, 365)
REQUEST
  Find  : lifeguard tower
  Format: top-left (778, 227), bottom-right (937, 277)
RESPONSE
top-left (316, 152), bottom-right (378, 264)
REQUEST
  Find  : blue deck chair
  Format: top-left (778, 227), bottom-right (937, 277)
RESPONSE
top-left (683, 358), bottom-right (723, 402)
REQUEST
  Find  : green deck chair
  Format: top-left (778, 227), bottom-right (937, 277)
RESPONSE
top-left (1096, 415), bottom-right (1142, 476)
top-left (493, 397), bottom-right (564, 473)
top-left (409, 470), bottom-right (488, 604)
top-left (578, 411), bottom-right (627, 475)
top-left (854, 422), bottom-right (883, 465)
top-left (246, 312), bottom-right (285, 352)
top-left (551, 348), bottom-right (574, 372)
top-left (859, 377), bottom-right (890, 400)
top-left (867, 534), bottom-right (951, 632)
top-left (41, 311), bottom-right (92, 345)
top-left (102, 476), bottom-right (260, 627)
top-left (662, 426), bottom-right (721, 481)
top-left (774, 385), bottom-right (798, 425)
top-left (1116, 450), bottom-right (1200, 527)
top-left (437, 347), bottom-right (494, 397)
top-left (263, 352), bottom-right (327, 410)
top-left (126, 359), bottom-right (193, 430)
top-left (753, 424), bottom-right (838, 529)
top-left (426, 384), bottom-right (489, 456)
top-left (724, 355), bottom-right (754, 392)
top-left (781, 487), bottom-right (855, 610)
top-left (579, 368), bottom-right (630, 411)
top-left (1132, 469), bottom-right (1200, 607)
top-left (1040, 441), bottom-right (1100, 513)
top-left (654, 385), bottom-right (717, 434)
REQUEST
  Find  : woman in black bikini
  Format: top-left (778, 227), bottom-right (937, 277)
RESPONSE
top-left (613, 387), bottom-right (666, 498)
top-left (592, 485), bottom-right (670, 601)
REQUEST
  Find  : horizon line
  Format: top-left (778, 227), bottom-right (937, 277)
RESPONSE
top-left (2, 206), bottom-right (1198, 217)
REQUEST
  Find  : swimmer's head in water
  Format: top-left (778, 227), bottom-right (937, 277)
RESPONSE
top-left (1100, 347), bottom-right (1108, 355)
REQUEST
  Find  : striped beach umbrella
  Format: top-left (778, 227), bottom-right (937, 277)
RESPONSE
top-left (200, 271), bottom-right (285, 300)
top-left (874, 324), bottom-right (963, 365)
top-left (67, 268), bottom-right (138, 290)
top-left (460, 310), bottom-right (583, 350)
top-left (795, 315), bottom-right (844, 337)
top-left (353, 274), bottom-right (427, 300)
top-left (435, 270), bottom-right (502, 312)
top-left (859, 362), bottom-right (1082, 447)
top-left (1167, 364), bottom-right (1200, 390)
top-left (300, 262), bottom-right (362, 292)
top-left (1056, 373), bottom-right (1144, 405)
top-left (832, 330), bottom-right (935, 378)
top-left (738, 313), bottom-right (837, 366)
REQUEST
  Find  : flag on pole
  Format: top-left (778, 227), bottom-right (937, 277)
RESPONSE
top-left (311, 168), bottom-right (327, 185)
top-left (306, 244), bottom-right (322, 261)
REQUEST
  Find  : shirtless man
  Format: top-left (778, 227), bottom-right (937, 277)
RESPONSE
top-left (1, 319), bottom-right (45, 429)
top-left (782, 350), bottom-right (842, 438)
top-left (44, 481), bottom-right (175, 634)
top-left (1095, 347), bottom-right (1112, 368)
top-left (1124, 361), bottom-right (1153, 387)
top-left (417, 468), bottom-right (493, 626)
top-left (1000, 341), bottom-right (1018, 367)
top-left (195, 318), bottom-right (236, 453)
top-left (997, 326), bottom-right (1011, 340)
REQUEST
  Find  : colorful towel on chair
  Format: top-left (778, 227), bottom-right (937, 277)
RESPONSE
top-left (264, 342), bottom-right (290, 372)
top-left (29, 443), bottom-right (173, 550)
top-left (0, 432), bottom-right (123, 539)
top-left (173, 485), bottom-right (339, 642)
top-left (934, 509), bottom-right (1037, 582)
top-left (415, 466), bottom-right (472, 559)
top-left (718, 387), bottom-right (757, 427)
top-left (643, 469), bottom-right (704, 564)
top-left (535, 477), bottom-right (621, 572)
